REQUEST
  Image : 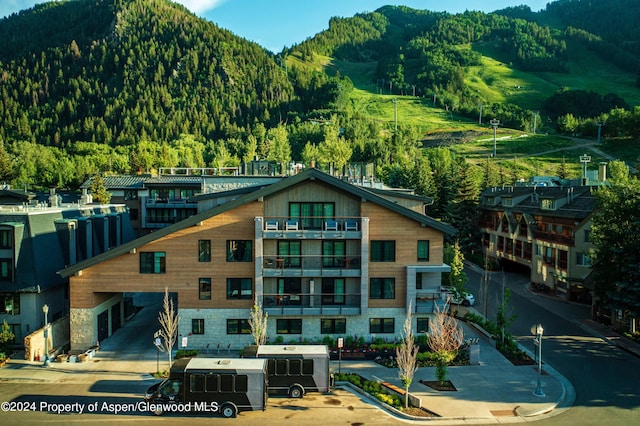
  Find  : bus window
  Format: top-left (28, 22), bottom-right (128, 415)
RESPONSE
top-left (235, 375), bottom-right (248, 393)
top-left (206, 374), bottom-right (219, 392)
top-left (220, 374), bottom-right (233, 392)
top-left (302, 359), bottom-right (314, 375)
top-left (276, 359), bottom-right (287, 375)
top-left (190, 374), bottom-right (205, 392)
top-left (288, 359), bottom-right (301, 375)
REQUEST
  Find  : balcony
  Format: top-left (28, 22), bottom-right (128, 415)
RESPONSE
top-left (532, 230), bottom-right (574, 246)
top-left (262, 254), bottom-right (361, 277)
top-left (261, 217), bottom-right (362, 239)
top-left (262, 292), bottom-right (361, 316)
top-left (415, 292), bottom-right (448, 313)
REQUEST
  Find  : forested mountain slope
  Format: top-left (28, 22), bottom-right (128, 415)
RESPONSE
top-left (0, 0), bottom-right (296, 147)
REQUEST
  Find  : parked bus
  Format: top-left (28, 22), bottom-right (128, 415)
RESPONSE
top-left (243, 345), bottom-right (331, 398)
top-left (144, 358), bottom-right (268, 418)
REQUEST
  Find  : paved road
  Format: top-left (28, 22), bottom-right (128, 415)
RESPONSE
top-left (466, 266), bottom-right (640, 426)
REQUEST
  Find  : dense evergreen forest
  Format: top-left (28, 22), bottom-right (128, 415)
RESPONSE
top-left (1, 0), bottom-right (639, 206)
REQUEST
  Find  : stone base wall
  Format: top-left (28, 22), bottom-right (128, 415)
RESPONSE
top-left (177, 307), bottom-right (421, 351)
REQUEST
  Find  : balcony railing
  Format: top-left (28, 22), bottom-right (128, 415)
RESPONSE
top-left (262, 292), bottom-right (361, 315)
top-left (532, 230), bottom-right (574, 246)
top-left (262, 254), bottom-right (361, 277)
top-left (262, 216), bottom-right (361, 233)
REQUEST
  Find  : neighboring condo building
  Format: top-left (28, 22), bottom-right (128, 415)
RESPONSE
top-left (0, 187), bottom-right (135, 347)
top-left (61, 168), bottom-right (456, 351)
top-left (479, 184), bottom-right (596, 302)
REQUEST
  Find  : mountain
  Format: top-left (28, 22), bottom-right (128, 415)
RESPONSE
top-left (286, 1), bottom-right (640, 117)
top-left (1, 0), bottom-right (640, 192)
top-left (0, 0), bottom-right (296, 147)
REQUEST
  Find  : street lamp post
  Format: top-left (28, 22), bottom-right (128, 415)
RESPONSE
top-left (531, 323), bottom-right (545, 397)
top-left (490, 119), bottom-right (500, 157)
top-left (42, 304), bottom-right (50, 367)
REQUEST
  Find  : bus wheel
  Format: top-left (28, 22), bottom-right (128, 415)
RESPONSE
top-left (152, 405), bottom-right (163, 416)
top-left (221, 403), bottom-right (237, 418)
top-left (289, 385), bottom-right (304, 398)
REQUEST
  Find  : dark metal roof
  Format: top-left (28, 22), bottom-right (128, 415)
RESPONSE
top-left (60, 168), bottom-right (456, 278)
top-left (80, 175), bottom-right (148, 189)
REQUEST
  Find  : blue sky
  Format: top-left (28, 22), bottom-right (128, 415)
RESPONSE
top-left (2, 0), bottom-right (551, 52)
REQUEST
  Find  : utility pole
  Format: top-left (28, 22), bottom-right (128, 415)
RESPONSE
top-left (392, 98), bottom-right (398, 133)
top-left (533, 111), bottom-right (538, 134)
top-left (596, 122), bottom-right (605, 144)
top-left (490, 119), bottom-right (500, 157)
top-left (478, 104), bottom-right (485, 125)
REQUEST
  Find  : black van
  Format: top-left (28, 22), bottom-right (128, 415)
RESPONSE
top-left (144, 358), bottom-right (268, 418)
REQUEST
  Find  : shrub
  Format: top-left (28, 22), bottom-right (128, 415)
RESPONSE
top-left (175, 349), bottom-right (199, 359)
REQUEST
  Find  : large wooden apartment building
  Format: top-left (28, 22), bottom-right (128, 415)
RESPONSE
top-left (61, 168), bottom-right (455, 351)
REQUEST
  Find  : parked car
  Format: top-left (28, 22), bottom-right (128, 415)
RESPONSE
top-left (442, 286), bottom-right (475, 307)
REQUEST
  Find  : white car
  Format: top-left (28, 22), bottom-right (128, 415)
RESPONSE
top-left (442, 286), bottom-right (475, 307)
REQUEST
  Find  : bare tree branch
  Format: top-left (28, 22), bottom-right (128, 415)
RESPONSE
top-left (427, 298), bottom-right (464, 384)
top-left (158, 288), bottom-right (179, 369)
top-left (248, 298), bottom-right (268, 346)
top-left (396, 301), bottom-right (419, 408)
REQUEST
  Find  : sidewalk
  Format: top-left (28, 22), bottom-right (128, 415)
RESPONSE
top-left (333, 322), bottom-right (571, 424)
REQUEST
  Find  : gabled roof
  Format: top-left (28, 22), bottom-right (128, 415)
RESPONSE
top-left (59, 168), bottom-right (455, 278)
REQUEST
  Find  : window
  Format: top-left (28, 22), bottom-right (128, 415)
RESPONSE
top-left (417, 240), bottom-right (430, 262)
top-left (502, 198), bottom-right (513, 207)
top-left (370, 241), bottom-right (395, 262)
top-left (227, 319), bottom-right (251, 334)
top-left (0, 294), bottom-right (19, 314)
top-left (277, 318), bottom-right (302, 334)
top-left (192, 319), bottom-right (205, 335)
top-left (323, 240), bottom-right (345, 268)
top-left (124, 190), bottom-right (138, 200)
top-left (0, 259), bottom-right (13, 281)
top-left (417, 318), bottom-right (429, 333)
top-left (199, 278), bottom-right (211, 300)
top-left (321, 318), bottom-right (346, 334)
top-left (277, 278), bottom-right (302, 305)
top-left (289, 202), bottom-right (335, 230)
top-left (576, 253), bottom-right (591, 266)
top-left (370, 278), bottom-right (395, 299)
top-left (190, 374), bottom-right (205, 392)
top-left (148, 208), bottom-right (175, 223)
top-left (322, 278), bottom-right (345, 304)
top-left (198, 240), bottom-right (211, 262)
top-left (140, 252), bottom-right (166, 274)
top-left (227, 278), bottom-right (252, 299)
top-left (129, 208), bottom-right (139, 221)
top-left (227, 240), bottom-right (252, 262)
top-left (541, 199), bottom-right (556, 210)
top-left (0, 230), bottom-right (12, 248)
top-left (180, 189), bottom-right (196, 199)
top-left (278, 241), bottom-right (301, 267)
top-left (584, 230), bottom-right (591, 243)
top-left (370, 318), bottom-right (394, 333)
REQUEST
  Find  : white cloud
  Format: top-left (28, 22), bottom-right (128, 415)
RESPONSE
top-left (172, 0), bottom-right (227, 14)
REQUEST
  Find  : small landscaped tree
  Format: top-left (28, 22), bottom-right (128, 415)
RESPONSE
top-left (427, 300), bottom-right (464, 385)
top-left (158, 288), bottom-right (179, 370)
top-left (396, 301), bottom-right (418, 408)
top-left (248, 298), bottom-right (268, 347)
top-left (0, 320), bottom-right (15, 356)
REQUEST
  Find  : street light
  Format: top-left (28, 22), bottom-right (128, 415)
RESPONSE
top-left (42, 304), bottom-right (50, 367)
top-left (531, 323), bottom-right (545, 397)
top-left (490, 119), bottom-right (500, 157)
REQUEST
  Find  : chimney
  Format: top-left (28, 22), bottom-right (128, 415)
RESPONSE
top-left (48, 187), bottom-right (58, 207)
